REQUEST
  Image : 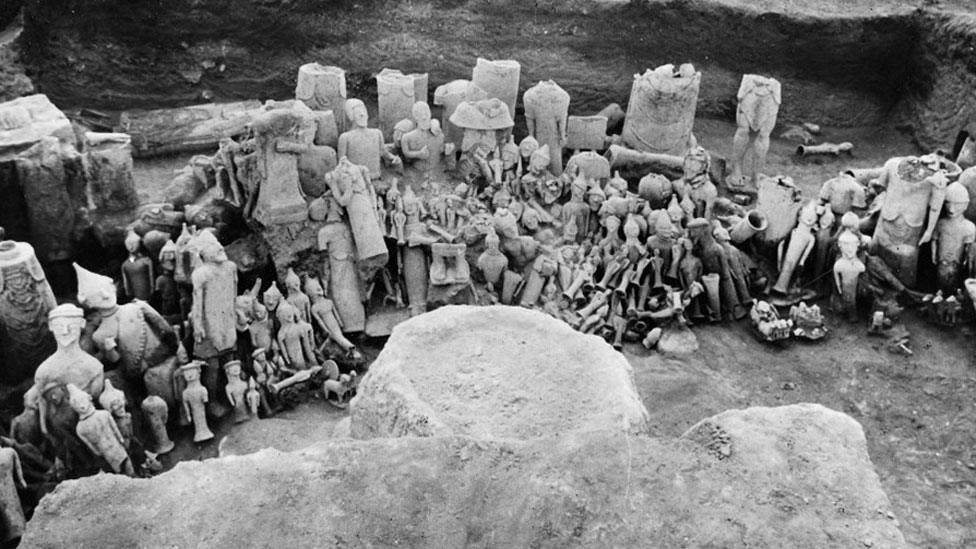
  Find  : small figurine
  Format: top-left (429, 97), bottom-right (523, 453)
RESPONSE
top-left (672, 146), bottom-right (716, 219)
top-left (97, 379), bottom-right (132, 449)
top-left (190, 231), bottom-right (238, 361)
top-left (306, 277), bottom-right (360, 358)
top-left (0, 447), bottom-right (26, 544)
top-left (248, 301), bottom-right (274, 355)
top-left (251, 347), bottom-right (279, 416)
top-left (154, 239), bottom-right (182, 326)
top-left (284, 268), bottom-right (312, 323)
top-left (275, 302), bottom-right (317, 371)
top-left (245, 378), bottom-right (262, 417)
top-left (771, 202), bottom-right (817, 297)
top-left (140, 395), bottom-right (175, 454)
top-left (932, 182), bottom-right (976, 292)
top-left (68, 383), bottom-right (135, 476)
top-left (180, 362), bottom-right (214, 443)
top-left (223, 360), bottom-right (250, 423)
top-left (401, 102), bottom-right (451, 174)
top-left (523, 79), bottom-right (570, 175)
top-left (121, 230), bottom-right (153, 302)
top-left (834, 230), bottom-right (865, 322)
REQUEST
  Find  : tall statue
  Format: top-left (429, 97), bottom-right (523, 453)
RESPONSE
top-left (324, 157), bottom-right (389, 283)
top-left (337, 98), bottom-right (402, 180)
top-left (75, 264), bottom-right (179, 408)
top-left (621, 63), bottom-right (700, 156)
top-left (0, 235), bottom-right (56, 383)
top-left (870, 154), bottom-right (959, 287)
top-left (317, 221), bottom-right (366, 333)
top-left (190, 231), bottom-right (237, 416)
top-left (250, 108), bottom-right (310, 225)
top-left (121, 230), bottom-right (153, 302)
top-left (295, 63), bottom-right (347, 134)
top-left (932, 181), bottom-right (976, 291)
top-left (523, 80), bottom-right (570, 176)
top-left (729, 74), bottom-right (781, 188)
top-left (401, 102), bottom-right (451, 175)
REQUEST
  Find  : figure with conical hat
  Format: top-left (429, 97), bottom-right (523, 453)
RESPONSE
top-left (75, 263), bottom-right (180, 410)
top-left (672, 146), bottom-right (716, 220)
top-left (68, 383), bottom-right (135, 476)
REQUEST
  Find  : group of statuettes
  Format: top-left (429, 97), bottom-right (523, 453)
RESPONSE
top-left (4, 59), bottom-right (976, 517)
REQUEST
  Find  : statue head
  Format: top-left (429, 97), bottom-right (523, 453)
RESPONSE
top-left (713, 225), bottom-right (731, 243)
top-left (623, 216), bottom-right (642, 239)
top-left (838, 230), bottom-right (860, 259)
top-left (284, 269), bottom-right (302, 293)
top-left (344, 98), bottom-right (369, 129)
top-left (682, 146), bottom-right (709, 181)
top-left (492, 188), bottom-right (512, 211)
top-left (98, 379), bottom-right (127, 415)
top-left (604, 215), bottom-right (621, 234)
top-left (252, 347), bottom-right (267, 363)
top-left (276, 301), bottom-right (299, 324)
top-left (252, 300), bottom-right (268, 321)
top-left (393, 118), bottom-right (415, 145)
top-left (798, 201), bottom-right (819, 226)
top-left (608, 171), bottom-right (628, 196)
top-left (570, 173), bottom-right (588, 201)
top-left (181, 361), bottom-right (203, 382)
top-left (680, 236), bottom-right (694, 252)
top-left (223, 360), bottom-right (242, 379)
top-left (521, 207), bottom-right (540, 232)
top-left (304, 276), bottom-right (325, 298)
top-left (411, 102), bottom-right (432, 131)
top-left (66, 383), bottom-right (94, 416)
top-left (124, 231), bottom-right (142, 255)
top-left (654, 214), bottom-right (675, 240)
top-left (586, 184), bottom-right (606, 212)
top-left (840, 211), bottom-right (859, 232)
top-left (48, 304), bottom-right (85, 350)
top-left (195, 230), bottom-right (227, 263)
top-left (501, 135), bottom-right (519, 169)
top-left (519, 135), bottom-right (539, 159)
top-left (74, 264), bottom-right (117, 310)
top-left (945, 181), bottom-right (970, 217)
top-left (159, 239), bottom-right (177, 271)
top-left (492, 208), bottom-right (520, 239)
top-left (529, 145), bottom-right (550, 173)
top-left (541, 177), bottom-right (562, 205)
top-left (686, 217), bottom-right (712, 243)
top-left (263, 282), bottom-right (283, 311)
top-left (484, 227), bottom-right (501, 251)
top-left (402, 186), bottom-right (421, 216)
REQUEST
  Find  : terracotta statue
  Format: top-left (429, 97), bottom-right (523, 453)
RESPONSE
top-left (140, 395), bottom-right (175, 454)
top-left (337, 98), bottom-right (402, 180)
top-left (190, 231), bottom-right (238, 360)
top-left (678, 237), bottom-right (704, 319)
top-left (729, 74), bottom-right (781, 188)
top-left (932, 181), bottom-right (976, 291)
top-left (819, 172), bottom-right (867, 217)
top-left (713, 226), bottom-right (752, 308)
top-left (121, 230), bottom-right (153, 302)
top-left (401, 102), bottom-right (450, 174)
top-left (250, 108), bottom-right (310, 225)
top-left (871, 154), bottom-right (958, 286)
top-left (154, 240), bottom-right (181, 326)
top-left (476, 228), bottom-right (508, 294)
top-left (275, 302), bottom-right (317, 371)
top-left (376, 69), bottom-right (427, 140)
top-left (399, 187), bottom-right (433, 316)
top-left (471, 58), bottom-right (521, 120)
top-left (261, 281), bottom-right (284, 334)
top-left (248, 301), bottom-right (274, 356)
top-left (325, 157), bottom-right (389, 282)
top-left (621, 63), bottom-right (701, 155)
top-left (97, 379), bottom-right (132, 449)
top-left (560, 174), bottom-right (593, 241)
top-left (0, 237), bottom-right (57, 384)
top-left (68, 384), bottom-right (135, 476)
top-left (246, 378), bottom-right (262, 417)
top-left (251, 347), bottom-right (279, 416)
top-left (772, 202), bottom-right (818, 296)
top-left (317, 221), bottom-right (366, 332)
top-left (33, 304), bottom-right (104, 437)
top-left (295, 63), bottom-right (347, 134)
top-left (834, 230), bottom-right (865, 321)
top-left (224, 360), bottom-right (250, 423)
top-left (75, 264), bottom-right (179, 407)
top-left (687, 218), bottom-right (742, 320)
top-left (283, 268), bottom-right (312, 323)
top-left (180, 362), bottom-right (214, 443)
top-left (523, 80), bottom-right (570, 176)
top-left (672, 147), bottom-right (716, 220)
top-left (306, 277), bottom-right (360, 358)
top-left (0, 447), bottom-right (26, 544)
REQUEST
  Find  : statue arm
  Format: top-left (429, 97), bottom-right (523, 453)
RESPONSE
top-left (799, 236), bottom-right (816, 266)
top-left (225, 384), bottom-right (235, 406)
top-left (301, 327), bottom-right (316, 364)
top-left (931, 228), bottom-right (939, 264)
top-left (38, 396), bottom-right (48, 435)
top-left (401, 135), bottom-right (428, 160)
top-left (275, 139), bottom-right (307, 155)
top-left (833, 264), bottom-right (843, 293)
top-left (122, 267), bottom-right (132, 297)
top-left (141, 302), bottom-right (178, 350)
top-left (182, 397), bottom-right (191, 423)
top-left (378, 132), bottom-right (402, 166)
top-left (276, 333), bottom-right (290, 364)
top-left (191, 275), bottom-right (206, 340)
top-left (108, 414), bottom-right (125, 446)
top-left (11, 451), bottom-right (24, 488)
top-left (337, 134), bottom-right (349, 160)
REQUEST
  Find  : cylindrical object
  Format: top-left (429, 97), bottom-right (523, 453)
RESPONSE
top-left (471, 58), bottom-right (521, 119)
top-left (296, 63), bottom-right (347, 134)
top-left (621, 65), bottom-right (700, 155)
top-left (702, 272), bottom-right (721, 321)
top-left (141, 395), bottom-right (175, 454)
top-left (403, 245), bottom-right (428, 316)
top-left (605, 144), bottom-right (684, 179)
top-left (729, 210), bottom-right (769, 244)
top-left (0, 240), bottom-right (56, 384)
top-left (796, 142), bottom-right (853, 157)
top-left (377, 68), bottom-right (417, 141)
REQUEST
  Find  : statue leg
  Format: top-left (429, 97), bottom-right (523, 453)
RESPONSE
top-left (729, 125), bottom-right (750, 187)
top-left (752, 130), bottom-right (772, 185)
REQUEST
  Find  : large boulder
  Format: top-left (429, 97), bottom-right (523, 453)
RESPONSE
top-left (349, 305), bottom-right (651, 439)
top-left (24, 404), bottom-right (905, 548)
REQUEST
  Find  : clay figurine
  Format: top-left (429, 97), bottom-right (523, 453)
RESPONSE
top-left (337, 98), bottom-right (402, 179)
top-left (284, 268), bottom-right (312, 323)
top-left (190, 231), bottom-right (238, 359)
top-left (121, 230), bottom-right (154, 302)
top-left (97, 379), bottom-right (132, 449)
top-left (0, 236), bottom-right (58, 384)
top-left (154, 239), bottom-right (181, 326)
top-left (523, 80), bottom-right (570, 175)
top-left (180, 362), bottom-right (214, 443)
top-left (224, 360), bottom-right (250, 423)
top-left (68, 383), bottom-right (135, 476)
top-left (306, 277), bottom-right (360, 358)
top-left (245, 378), bottom-right (262, 417)
top-left (325, 157), bottom-right (389, 282)
top-left (834, 230), bottom-right (865, 321)
top-left (140, 395), bottom-right (175, 454)
top-left (249, 108), bottom-right (311, 225)
top-left (932, 181), bottom-right (976, 291)
top-left (687, 218), bottom-right (742, 320)
top-left (275, 302), bottom-right (317, 371)
top-left (317, 220), bottom-right (366, 331)
top-left (672, 146), bottom-right (716, 220)
top-left (771, 201), bottom-right (818, 297)
top-left (729, 74), bottom-right (781, 188)
top-left (0, 447), bottom-right (26, 543)
top-left (870, 154), bottom-right (958, 286)
top-left (820, 172), bottom-right (867, 217)
top-left (401, 102), bottom-right (451, 174)
top-left (33, 304), bottom-right (105, 437)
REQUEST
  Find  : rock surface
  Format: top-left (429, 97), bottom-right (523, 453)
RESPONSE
top-left (349, 305), bottom-right (651, 439)
top-left (24, 403), bottom-right (905, 548)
